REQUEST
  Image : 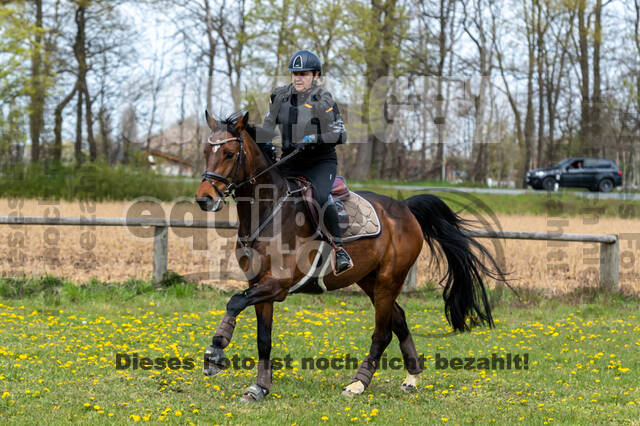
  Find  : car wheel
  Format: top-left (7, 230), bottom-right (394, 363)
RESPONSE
top-left (542, 177), bottom-right (556, 191)
top-left (598, 179), bottom-right (613, 193)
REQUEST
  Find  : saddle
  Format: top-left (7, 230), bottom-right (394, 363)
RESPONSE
top-left (292, 175), bottom-right (350, 241)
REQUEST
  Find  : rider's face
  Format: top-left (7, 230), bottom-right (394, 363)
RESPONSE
top-left (292, 71), bottom-right (315, 92)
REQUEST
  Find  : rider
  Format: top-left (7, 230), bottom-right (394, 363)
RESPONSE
top-left (256, 49), bottom-right (352, 274)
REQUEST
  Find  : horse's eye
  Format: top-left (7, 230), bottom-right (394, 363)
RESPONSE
top-left (226, 152), bottom-right (234, 159)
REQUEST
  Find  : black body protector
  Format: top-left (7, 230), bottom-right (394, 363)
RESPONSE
top-left (259, 84), bottom-right (345, 163)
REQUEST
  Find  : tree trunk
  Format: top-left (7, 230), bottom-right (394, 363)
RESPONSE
top-left (53, 84), bottom-right (78, 162)
top-left (591, 0), bottom-right (602, 157)
top-left (204, 0), bottom-right (215, 113)
top-left (73, 6), bottom-right (96, 161)
top-left (535, 0), bottom-right (545, 168)
top-left (75, 89), bottom-right (83, 166)
top-left (29, 0), bottom-right (45, 164)
top-left (353, 0), bottom-right (398, 181)
top-left (577, 0), bottom-right (591, 154)
top-left (74, 5), bottom-right (95, 164)
top-left (431, 0), bottom-right (449, 180)
top-left (83, 83), bottom-right (97, 161)
top-left (98, 108), bottom-right (110, 162)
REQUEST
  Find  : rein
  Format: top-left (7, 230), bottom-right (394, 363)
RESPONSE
top-left (201, 131), bottom-right (305, 251)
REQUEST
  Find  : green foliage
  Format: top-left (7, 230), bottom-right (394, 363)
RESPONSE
top-left (0, 162), bottom-right (197, 201)
top-left (0, 275), bottom-right (200, 304)
top-left (0, 275), bottom-right (63, 299)
top-left (155, 271), bottom-right (198, 298)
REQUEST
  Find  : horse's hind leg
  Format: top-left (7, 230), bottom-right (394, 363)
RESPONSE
top-left (342, 288), bottom-right (395, 397)
top-left (391, 302), bottom-right (423, 392)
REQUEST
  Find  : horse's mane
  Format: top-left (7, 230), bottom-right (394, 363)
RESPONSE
top-left (215, 110), bottom-right (273, 165)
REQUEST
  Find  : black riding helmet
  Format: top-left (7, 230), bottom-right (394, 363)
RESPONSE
top-left (287, 50), bottom-right (322, 75)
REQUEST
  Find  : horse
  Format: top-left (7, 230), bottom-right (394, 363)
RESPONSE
top-left (195, 110), bottom-right (504, 402)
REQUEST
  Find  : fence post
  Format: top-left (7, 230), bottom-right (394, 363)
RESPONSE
top-left (403, 262), bottom-right (417, 292)
top-left (153, 226), bottom-right (168, 283)
top-left (599, 238), bottom-right (619, 291)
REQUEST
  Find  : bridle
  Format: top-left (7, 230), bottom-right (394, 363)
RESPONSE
top-left (201, 130), bottom-right (302, 202)
top-left (201, 134), bottom-right (246, 200)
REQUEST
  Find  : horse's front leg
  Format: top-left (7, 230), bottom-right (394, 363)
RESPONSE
top-left (203, 281), bottom-right (283, 377)
top-left (240, 301), bottom-right (274, 402)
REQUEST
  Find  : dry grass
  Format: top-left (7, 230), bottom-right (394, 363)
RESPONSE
top-left (0, 199), bottom-right (245, 290)
top-left (416, 214), bottom-right (640, 295)
top-left (1, 199), bottom-right (638, 294)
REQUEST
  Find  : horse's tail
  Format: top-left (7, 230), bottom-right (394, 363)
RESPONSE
top-left (404, 193), bottom-right (503, 332)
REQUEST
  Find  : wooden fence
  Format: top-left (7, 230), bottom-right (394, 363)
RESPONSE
top-left (0, 216), bottom-right (619, 290)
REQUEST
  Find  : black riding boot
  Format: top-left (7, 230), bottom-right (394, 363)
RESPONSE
top-left (324, 201), bottom-right (353, 274)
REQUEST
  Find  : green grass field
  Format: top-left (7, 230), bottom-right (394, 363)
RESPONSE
top-left (1, 277), bottom-right (639, 424)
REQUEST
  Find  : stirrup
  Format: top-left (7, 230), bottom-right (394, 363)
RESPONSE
top-left (332, 248), bottom-right (353, 276)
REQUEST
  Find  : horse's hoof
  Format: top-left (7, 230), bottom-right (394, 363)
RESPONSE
top-left (203, 364), bottom-right (223, 377)
top-left (241, 384), bottom-right (266, 402)
top-left (203, 345), bottom-right (228, 376)
top-left (401, 372), bottom-right (420, 392)
top-left (341, 380), bottom-right (365, 397)
top-left (401, 383), bottom-right (417, 393)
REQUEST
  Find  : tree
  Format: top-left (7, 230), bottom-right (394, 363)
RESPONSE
top-left (0, 2), bottom-right (33, 164)
top-left (494, 0), bottom-right (537, 187)
top-left (348, 0), bottom-right (406, 181)
top-left (462, 0), bottom-right (496, 182)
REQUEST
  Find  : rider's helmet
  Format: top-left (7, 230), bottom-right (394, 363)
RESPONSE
top-left (287, 50), bottom-right (322, 76)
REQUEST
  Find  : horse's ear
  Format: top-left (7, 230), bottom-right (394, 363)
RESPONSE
top-left (234, 111), bottom-right (249, 132)
top-left (205, 110), bottom-right (217, 130)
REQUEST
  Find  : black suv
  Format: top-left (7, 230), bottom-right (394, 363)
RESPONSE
top-left (526, 158), bottom-right (623, 192)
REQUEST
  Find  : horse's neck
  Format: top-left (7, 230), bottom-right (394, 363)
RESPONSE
top-left (234, 142), bottom-right (290, 236)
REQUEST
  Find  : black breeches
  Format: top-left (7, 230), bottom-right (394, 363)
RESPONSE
top-left (280, 160), bottom-right (343, 242)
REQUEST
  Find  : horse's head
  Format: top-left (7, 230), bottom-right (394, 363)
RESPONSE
top-left (196, 110), bottom-right (250, 212)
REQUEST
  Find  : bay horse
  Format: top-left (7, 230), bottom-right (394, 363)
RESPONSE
top-left (195, 110), bottom-right (503, 402)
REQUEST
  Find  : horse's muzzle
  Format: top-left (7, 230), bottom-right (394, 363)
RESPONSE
top-left (196, 195), bottom-right (223, 212)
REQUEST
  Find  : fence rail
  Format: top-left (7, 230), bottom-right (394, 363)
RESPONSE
top-left (0, 216), bottom-right (619, 290)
